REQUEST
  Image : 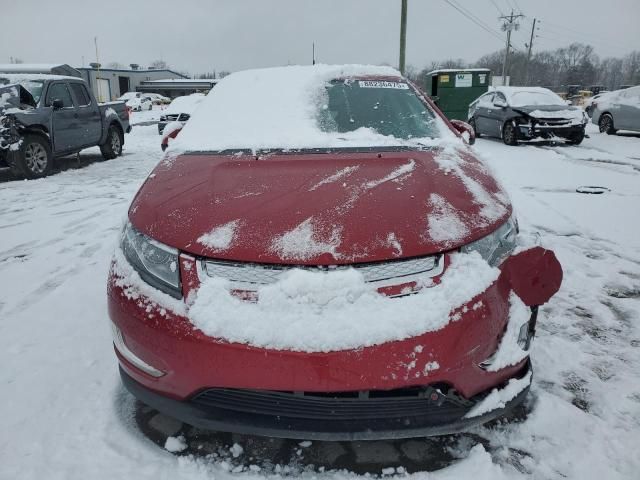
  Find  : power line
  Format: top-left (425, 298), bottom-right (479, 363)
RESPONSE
top-left (512, 0), bottom-right (524, 15)
top-left (488, 0), bottom-right (504, 15)
top-left (442, 0), bottom-right (504, 42)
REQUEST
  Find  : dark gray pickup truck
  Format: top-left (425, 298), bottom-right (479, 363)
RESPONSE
top-left (0, 73), bottom-right (131, 178)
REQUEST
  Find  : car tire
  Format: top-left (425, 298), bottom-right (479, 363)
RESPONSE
top-left (469, 117), bottom-right (481, 138)
top-left (502, 121), bottom-right (519, 146)
top-left (598, 114), bottom-right (616, 135)
top-left (100, 125), bottom-right (123, 160)
top-left (13, 134), bottom-right (53, 179)
top-left (566, 129), bottom-right (585, 145)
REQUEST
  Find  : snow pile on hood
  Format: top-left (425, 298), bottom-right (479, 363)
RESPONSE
top-left (188, 251), bottom-right (499, 352)
top-left (169, 64), bottom-right (455, 153)
top-left (270, 217), bottom-right (342, 261)
top-left (197, 219), bottom-right (241, 251)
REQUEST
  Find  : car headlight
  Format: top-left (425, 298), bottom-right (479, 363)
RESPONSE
top-left (461, 216), bottom-right (518, 266)
top-left (121, 222), bottom-right (181, 298)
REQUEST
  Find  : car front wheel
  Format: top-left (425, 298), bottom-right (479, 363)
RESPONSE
top-left (566, 129), bottom-right (585, 145)
top-left (14, 134), bottom-right (53, 179)
top-left (469, 117), bottom-right (481, 138)
top-left (502, 121), bottom-right (519, 146)
top-left (598, 114), bottom-right (616, 135)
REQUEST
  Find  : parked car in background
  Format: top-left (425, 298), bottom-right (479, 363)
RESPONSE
top-left (145, 93), bottom-right (171, 105)
top-left (157, 93), bottom-right (205, 134)
top-left (0, 73), bottom-right (130, 178)
top-left (126, 95), bottom-right (153, 112)
top-left (584, 91), bottom-right (610, 117)
top-left (468, 87), bottom-right (588, 145)
top-left (109, 65), bottom-right (562, 440)
top-left (118, 91), bottom-right (142, 102)
top-left (591, 85), bottom-right (640, 135)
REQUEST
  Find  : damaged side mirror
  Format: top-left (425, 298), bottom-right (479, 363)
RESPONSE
top-left (450, 119), bottom-right (476, 145)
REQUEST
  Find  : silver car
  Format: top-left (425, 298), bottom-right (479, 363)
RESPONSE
top-left (592, 85), bottom-right (640, 134)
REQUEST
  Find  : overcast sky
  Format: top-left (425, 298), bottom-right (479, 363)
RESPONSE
top-left (2, 0), bottom-right (638, 75)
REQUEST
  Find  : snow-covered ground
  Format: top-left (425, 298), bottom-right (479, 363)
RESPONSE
top-left (1, 123), bottom-right (639, 479)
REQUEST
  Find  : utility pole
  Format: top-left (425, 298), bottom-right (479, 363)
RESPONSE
top-left (524, 18), bottom-right (538, 85)
top-left (94, 37), bottom-right (102, 103)
top-left (399, 0), bottom-right (408, 74)
top-left (500, 11), bottom-right (523, 86)
top-left (312, 42), bottom-right (316, 65)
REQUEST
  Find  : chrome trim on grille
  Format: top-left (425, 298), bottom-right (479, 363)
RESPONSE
top-left (199, 255), bottom-right (444, 291)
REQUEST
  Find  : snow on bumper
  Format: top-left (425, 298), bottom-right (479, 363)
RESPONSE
top-left (107, 246), bottom-right (561, 402)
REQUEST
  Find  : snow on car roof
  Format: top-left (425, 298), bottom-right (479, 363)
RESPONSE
top-left (164, 93), bottom-right (205, 115)
top-left (170, 64), bottom-right (455, 153)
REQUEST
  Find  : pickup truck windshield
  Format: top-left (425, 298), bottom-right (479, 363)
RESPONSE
top-left (0, 79), bottom-right (45, 104)
top-left (318, 79), bottom-right (439, 140)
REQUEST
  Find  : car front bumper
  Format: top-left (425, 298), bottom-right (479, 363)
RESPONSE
top-left (517, 122), bottom-right (586, 140)
top-left (108, 246), bottom-right (560, 439)
top-left (119, 360), bottom-right (532, 440)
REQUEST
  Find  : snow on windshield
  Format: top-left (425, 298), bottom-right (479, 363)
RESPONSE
top-left (169, 65), bottom-right (456, 153)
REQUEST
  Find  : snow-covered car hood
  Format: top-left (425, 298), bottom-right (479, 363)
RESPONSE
top-left (129, 147), bottom-right (511, 264)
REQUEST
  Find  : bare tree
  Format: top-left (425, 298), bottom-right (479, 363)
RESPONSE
top-left (149, 60), bottom-right (169, 70)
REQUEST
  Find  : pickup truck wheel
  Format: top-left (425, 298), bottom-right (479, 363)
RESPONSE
top-left (15, 134), bottom-right (52, 179)
top-left (100, 125), bottom-right (123, 160)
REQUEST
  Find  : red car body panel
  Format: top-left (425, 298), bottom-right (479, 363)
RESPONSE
top-left (129, 149), bottom-right (510, 265)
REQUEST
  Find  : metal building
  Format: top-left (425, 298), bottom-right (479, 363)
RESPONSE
top-left (76, 64), bottom-right (189, 102)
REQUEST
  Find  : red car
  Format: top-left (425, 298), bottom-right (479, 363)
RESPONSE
top-left (108, 65), bottom-right (562, 440)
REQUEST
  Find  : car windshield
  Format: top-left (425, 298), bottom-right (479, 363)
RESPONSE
top-left (510, 91), bottom-right (564, 107)
top-left (318, 79), bottom-right (440, 140)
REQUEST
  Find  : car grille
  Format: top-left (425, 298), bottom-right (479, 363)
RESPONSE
top-left (200, 255), bottom-right (444, 290)
top-left (163, 113), bottom-right (190, 122)
top-left (191, 386), bottom-right (473, 421)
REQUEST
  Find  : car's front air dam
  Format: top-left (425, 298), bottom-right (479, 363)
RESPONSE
top-left (118, 360), bottom-right (532, 441)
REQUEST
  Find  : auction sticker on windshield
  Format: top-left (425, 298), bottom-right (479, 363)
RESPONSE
top-left (358, 80), bottom-right (409, 89)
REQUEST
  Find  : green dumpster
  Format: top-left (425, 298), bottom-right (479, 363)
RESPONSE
top-left (425, 69), bottom-right (491, 121)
